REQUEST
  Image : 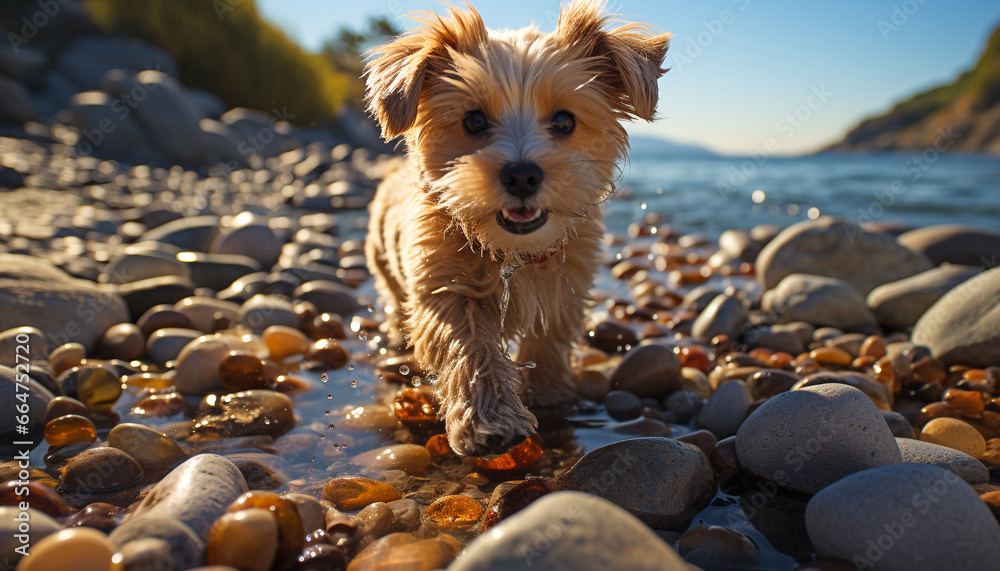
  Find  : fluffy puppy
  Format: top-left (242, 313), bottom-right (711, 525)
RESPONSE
top-left (364, 1), bottom-right (669, 455)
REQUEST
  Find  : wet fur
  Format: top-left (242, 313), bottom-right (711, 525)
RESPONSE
top-left (364, 0), bottom-right (670, 455)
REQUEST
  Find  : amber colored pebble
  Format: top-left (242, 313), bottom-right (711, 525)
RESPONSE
top-left (708, 436), bottom-right (743, 492)
top-left (859, 335), bottom-right (887, 360)
top-left (321, 477), bottom-right (401, 511)
top-left (262, 325), bottom-right (309, 361)
top-left (944, 388), bottom-right (986, 413)
top-left (425, 434), bottom-right (454, 459)
top-left (915, 401), bottom-right (960, 428)
top-left (921, 417), bottom-right (987, 458)
top-left (393, 387), bottom-right (440, 429)
top-left (121, 373), bottom-right (173, 390)
top-left (768, 352), bottom-right (795, 369)
top-left (307, 339), bottom-right (349, 370)
top-left (480, 478), bottom-right (565, 532)
top-left (226, 491), bottom-right (304, 568)
top-left (49, 343), bottom-right (86, 377)
top-left (63, 502), bottom-right (120, 533)
top-left (470, 435), bottom-right (545, 472)
top-left (425, 495), bottom-right (484, 531)
top-left (76, 366), bottom-right (123, 410)
top-left (675, 345), bottom-right (710, 373)
top-left (131, 390), bottom-right (187, 417)
top-left (852, 356), bottom-right (876, 369)
top-left (912, 357), bottom-right (947, 385)
top-left (577, 346), bottom-right (609, 367)
top-left (1, 480), bottom-right (70, 517)
top-left (747, 348), bottom-right (773, 362)
top-left (809, 346), bottom-right (853, 366)
top-left (220, 352), bottom-right (269, 392)
top-left (44, 396), bottom-right (91, 423)
top-left (309, 313), bottom-right (346, 341)
top-left (794, 358), bottom-right (821, 377)
top-left (964, 369), bottom-right (988, 382)
top-left (208, 508), bottom-right (277, 571)
top-left (43, 414), bottom-right (97, 447)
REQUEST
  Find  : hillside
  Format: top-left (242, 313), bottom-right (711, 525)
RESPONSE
top-left (826, 23), bottom-right (1000, 155)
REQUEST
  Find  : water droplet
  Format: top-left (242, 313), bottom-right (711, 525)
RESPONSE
top-left (366, 304), bottom-right (375, 313)
top-left (640, 201), bottom-right (647, 210)
top-left (320, 372), bottom-right (328, 383)
top-left (350, 379), bottom-right (358, 388)
top-left (327, 424), bottom-right (335, 430)
top-left (318, 434), bottom-right (325, 439)
top-left (412, 376), bottom-right (422, 387)
top-left (326, 393), bottom-right (333, 399)
top-left (324, 410), bottom-right (330, 416)
top-left (522, 361), bottom-right (537, 369)
top-left (347, 363), bottom-right (354, 371)
top-left (358, 332), bottom-right (368, 341)
top-left (399, 365), bottom-right (410, 375)
top-left (427, 373), bottom-right (439, 385)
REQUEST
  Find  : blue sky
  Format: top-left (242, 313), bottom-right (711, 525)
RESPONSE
top-left (259, 0), bottom-right (1000, 156)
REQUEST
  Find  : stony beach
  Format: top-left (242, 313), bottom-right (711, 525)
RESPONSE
top-left (4, 12), bottom-right (1000, 571)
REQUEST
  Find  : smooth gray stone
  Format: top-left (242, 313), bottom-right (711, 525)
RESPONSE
top-left (896, 437), bottom-right (988, 484)
top-left (911, 266), bottom-right (1000, 368)
top-left (762, 273), bottom-right (879, 333)
top-left (867, 265), bottom-right (979, 330)
top-left (697, 380), bottom-right (751, 438)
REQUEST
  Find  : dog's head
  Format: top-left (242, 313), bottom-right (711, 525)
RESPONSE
top-left (365, 1), bottom-right (670, 259)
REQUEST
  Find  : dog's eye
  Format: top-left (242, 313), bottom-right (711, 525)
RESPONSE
top-left (550, 111), bottom-right (576, 136)
top-left (463, 110), bottom-right (489, 135)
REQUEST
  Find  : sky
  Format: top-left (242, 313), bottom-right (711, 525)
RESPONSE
top-left (258, 0), bottom-right (1000, 156)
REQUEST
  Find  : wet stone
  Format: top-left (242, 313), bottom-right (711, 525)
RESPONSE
top-left (131, 389), bottom-right (188, 418)
top-left (678, 525), bottom-right (759, 571)
top-left (62, 364), bottom-right (122, 410)
top-left (219, 352), bottom-right (269, 392)
top-left (108, 513), bottom-right (204, 571)
top-left (306, 338), bottom-right (349, 370)
top-left (49, 342), bottom-right (86, 376)
top-left (697, 380), bottom-right (751, 439)
top-left (15, 527), bottom-right (120, 571)
top-left (610, 344), bottom-right (683, 397)
top-left (307, 312), bottom-right (346, 340)
top-left (64, 502), bottom-right (120, 533)
top-left (341, 405), bottom-right (399, 432)
top-left (745, 369), bottom-right (800, 401)
top-left (393, 386), bottom-right (440, 430)
top-left (136, 305), bottom-right (193, 338)
top-left (193, 390), bottom-right (295, 439)
top-left (107, 423), bottom-right (187, 476)
top-left (207, 507), bottom-right (278, 571)
top-left (425, 495), bottom-right (484, 534)
top-left (118, 537), bottom-right (174, 571)
top-left (94, 323), bottom-right (145, 361)
top-left (1, 480), bottom-right (70, 518)
top-left (237, 294), bottom-right (299, 334)
top-left (145, 327), bottom-right (201, 366)
top-left (226, 453), bottom-right (287, 490)
top-left (604, 389), bottom-right (643, 421)
top-left (43, 414), bottom-right (97, 447)
top-left (387, 498), bottom-right (421, 532)
top-left (347, 532), bottom-right (461, 571)
top-left (353, 443), bottom-right (432, 475)
top-left (587, 320), bottom-right (639, 353)
top-left (470, 435), bottom-right (545, 472)
top-left (262, 325), bottom-right (309, 360)
top-left (58, 447), bottom-right (144, 508)
top-left (664, 389), bottom-right (702, 422)
top-left (322, 476), bottom-right (401, 511)
top-left (481, 477), bottom-right (565, 532)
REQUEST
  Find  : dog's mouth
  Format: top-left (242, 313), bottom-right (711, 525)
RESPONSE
top-left (497, 207), bottom-right (548, 235)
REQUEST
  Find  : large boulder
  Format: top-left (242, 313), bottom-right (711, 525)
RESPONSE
top-left (898, 224), bottom-right (1000, 267)
top-left (58, 37), bottom-right (177, 91)
top-left (867, 265), bottom-right (979, 330)
top-left (56, 91), bottom-right (162, 165)
top-left (0, 254), bottom-right (129, 352)
top-left (756, 217), bottom-right (932, 295)
top-left (911, 266), bottom-right (1000, 368)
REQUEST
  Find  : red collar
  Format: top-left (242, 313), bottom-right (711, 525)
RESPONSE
top-left (523, 239), bottom-right (564, 264)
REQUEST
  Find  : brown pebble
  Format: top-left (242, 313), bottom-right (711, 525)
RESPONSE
top-left (219, 352), bottom-right (269, 392)
top-left (136, 305), bottom-right (193, 337)
top-left (262, 325), bottom-right (309, 360)
top-left (322, 477), bottom-right (401, 511)
top-left (207, 508), bottom-right (278, 571)
top-left (810, 345), bottom-right (852, 366)
top-left (226, 491), bottom-right (304, 568)
top-left (480, 478), bottom-right (564, 532)
top-left (43, 414), bottom-right (97, 447)
top-left (49, 343), bottom-right (86, 377)
top-left (95, 323), bottom-right (145, 361)
top-left (44, 396), bottom-right (91, 423)
top-left (921, 417), bottom-right (987, 458)
top-left (307, 338), bottom-right (349, 369)
top-left (393, 387), bottom-right (440, 430)
top-left (859, 335), bottom-right (887, 360)
top-left (1, 480), bottom-right (70, 517)
top-left (470, 435), bottom-right (545, 471)
top-left (425, 495), bottom-right (484, 532)
top-left (15, 527), bottom-right (121, 571)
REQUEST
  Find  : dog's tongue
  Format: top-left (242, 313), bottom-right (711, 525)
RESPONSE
top-left (505, 207), bottom-right (538, 222)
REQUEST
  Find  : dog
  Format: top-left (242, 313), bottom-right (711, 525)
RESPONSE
top-left (363, 0), bottom-right (670, 456)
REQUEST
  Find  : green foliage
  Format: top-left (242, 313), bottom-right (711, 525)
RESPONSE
top-left (83, 0), bottom-right (355, 125)
top-left (320, 16), bottom-right (399, 108)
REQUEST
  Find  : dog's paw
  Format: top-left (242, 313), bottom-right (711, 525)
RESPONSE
top-left (445, 399), bottom-right (537, 457)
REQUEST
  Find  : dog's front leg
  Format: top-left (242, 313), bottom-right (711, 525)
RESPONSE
top-left (407, 291), bottom-right (537, 456)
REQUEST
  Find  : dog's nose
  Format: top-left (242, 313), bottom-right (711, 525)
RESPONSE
top-left (499, 162), bottom-right (543, 198)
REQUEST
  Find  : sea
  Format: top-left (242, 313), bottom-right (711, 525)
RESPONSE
top-left (602, 152), bottom-right (1000, 237)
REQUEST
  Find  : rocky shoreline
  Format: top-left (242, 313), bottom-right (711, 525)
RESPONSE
top-left (1, 112), bottom-right (1000, 570)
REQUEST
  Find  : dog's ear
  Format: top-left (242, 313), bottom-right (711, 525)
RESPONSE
top-left (556, 1), bottom-right (671, 121)
top-left (365, 5), bottom-right (488, 140)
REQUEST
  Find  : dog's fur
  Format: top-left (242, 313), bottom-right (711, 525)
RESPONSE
top-left (364, 1), bottom-right (669, 455)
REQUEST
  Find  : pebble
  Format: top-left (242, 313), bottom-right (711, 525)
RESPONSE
top-left (192, 390), bottom-right (295, 439)
top-left (675, 429), bottom-right (718, 455)
top-left (880, 410), bottom-right (915, 439)
top-left (896, 437), bottom-right (988, 484)
top-left (95, 323), bottom-right (145, 361)
top-left (306, 338), bottom-right (349, 370)
top-left (755, 217), bottom-right (932, 295)
top-left (678, 525), bottom-right (759, 570)
top-left (762, 273), bottom-right (879, 333)
top-left (0, 507), bottom-right (63, 568)
top-left (173, 332), bottom-right (258, 395)
top-left (557, 437), bottom-right (716, 530)
top-left (425, 495), bottom-right (484, 533)
top-left (226, 491), bottom-right (304, 568)
top-left (897, 224), bottom-right (1000, 266)
top-left (603, 390), bottom-right (643, 420)
top-left (262, 325), bottom-right (309, 360)
top-left (178, 251), bottom-right (262, 292)
top-left (43, 414), bottom-right (96, 447)
top-left (237, 294), bottom-right (299, 334)
top-left (735, 383), bottom-right (902, 494)
top-left (107, 423), bottom-right (187, 476)
top-left (48, 342), bottom-right (86, 376)
top-left (691, 293), bottom-right (749, 343)
top-left (346, 533), bottom-right (461, 571)
top-left (175, 297), bottom-right (241, 333)
top-left (118, 537), bottom-right (175, 571)
top-left (207, 508), bottom-right (278, 571)
top-left (805, 463), bottom-right (1000, 570)
top-left (664, 389), bottom-right (702, 422)
top-left (71, 364), bottom-right (123, 410)
top-left (609, 344), bottom-right (682, 397)
top-left (136, 305), bottom-right (193, 337)
top-left (920, 417), bottom-right (987, 458)
top-left (587, 320), bottom-right (638, 353)
top-left (101, 251), bottom-right (188, 285)
top-left (866, 265), bottom-right (979, 330)
top-left (130, 454), bottom-right (248, 536)
top-left (450, 491), bottom-right (689, 571)
top-left (293, 280), bottom-right (362, 317)
top-left (912, 266), bottom-right (1000, 368)
top-left (386, 499), bottom-right (421, 532)
top-left (58, 447), bottom-right (144, 508)
top-left (2, 480), bottom-right (69, 518)
top-left (117, 275), bottom-right (196, 319)
top-left (697, 380), bottom-right (751, 438)
top-left (746, 327), bottom-right (805, 355)
top-left (357, 501), bottom-right (395, 538)
top-left (745, 369), bottom-right (800, 400)
top-left (15, 527), bottom-right (121, 571)
top-left (145, 327), bottom-right (201, 366)
top-left (0, 254), bottom-right (130, 351)
top-left (480, 478), bottom-right (565, 532)
top-left (211, 221), bottom-right (282, 269)
top-left (322, 477), bottom-right (401, 511)
top-left (352, 444), bottom-right (432, 475)
top-left (108, 513), bottom-right (204, 571)
top-left (341, 405), bottom-right (399, 431)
